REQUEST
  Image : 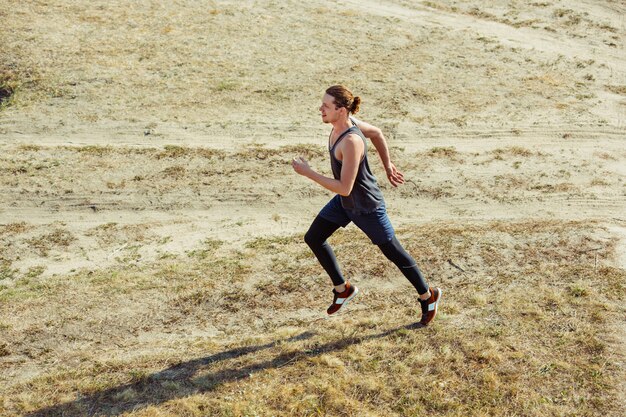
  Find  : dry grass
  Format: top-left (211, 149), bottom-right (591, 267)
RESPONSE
top-left (1, 0), bottom-right (618, 134)
top-left (85, 223), bottom-right (156, 247)
top-left (0, 263), bottom-right (17, 281)
top-left (426, 147), bottom-right (459, 159)
top-left (0, 142), bottom-right (618, 222)
top-left (0, 222), bottom-right (31, 236)
top-left (25, 228), bottom-right (76, 257)
top-left (422, 0), bottom-right (622, 44)
top-left (605, 85), bottom-right (626, 95)
top-left (1, 1), bottom-right (625, 416)
top-left (0, 144), bottom-right (329, 214)
top-left (0, 220), bottom-right (623, 416)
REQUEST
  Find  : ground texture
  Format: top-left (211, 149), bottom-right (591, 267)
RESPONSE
top-left (1, 1), bottom-right (625, 416)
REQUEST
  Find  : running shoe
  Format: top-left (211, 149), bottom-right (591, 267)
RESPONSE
top-left (419, 287), bottom-right (442, 325)
top-left (327, 282), bottom-right (359, 315)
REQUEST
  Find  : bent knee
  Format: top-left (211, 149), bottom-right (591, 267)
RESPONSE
top-left (378, 238), bottom-right (415, 266)
top-left (304, 230), bottom-right (320, 248)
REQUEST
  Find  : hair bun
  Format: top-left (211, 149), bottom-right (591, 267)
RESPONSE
top-left (351, 96), bottom-right (361, 114)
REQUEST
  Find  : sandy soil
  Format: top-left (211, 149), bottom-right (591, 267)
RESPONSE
top-left (1, 0), bottom-right (624, 275)
top-left (0, 0), bottom-right (625, 415)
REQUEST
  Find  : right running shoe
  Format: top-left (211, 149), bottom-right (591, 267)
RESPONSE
top-left (327, 282), bottom-right (359, 315)
top-left (419, 287), bottom-right (442, 326)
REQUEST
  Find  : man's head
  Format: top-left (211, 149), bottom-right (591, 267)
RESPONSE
top-left (320, 85), bottom-right (361, 124)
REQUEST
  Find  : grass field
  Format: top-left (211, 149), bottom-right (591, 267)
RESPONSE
top-left (1, 0), bottom-right (625, 416)
top-left (2, 220), bottom-right (624, 416)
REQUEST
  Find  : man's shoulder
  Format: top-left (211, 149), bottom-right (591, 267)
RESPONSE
top-left (341, 132), bottom-right (365, 148)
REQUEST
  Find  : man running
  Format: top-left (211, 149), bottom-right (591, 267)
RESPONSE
top-left (292, 85), bottom-right (441, 325)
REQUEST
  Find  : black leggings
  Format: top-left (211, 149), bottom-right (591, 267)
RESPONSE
top-left (304, 216), bottom-right (429, 295)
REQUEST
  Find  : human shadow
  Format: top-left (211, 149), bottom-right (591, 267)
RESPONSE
top-left (26, 322), bottom-right (424, 416)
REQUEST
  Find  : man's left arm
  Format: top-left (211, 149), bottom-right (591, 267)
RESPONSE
top-left (351, 117), bottom-right (405, 187)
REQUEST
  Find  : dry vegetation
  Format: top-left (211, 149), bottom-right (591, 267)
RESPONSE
top-left (0, 143), bottom-right (621, 213)
top-left (1, 0), bottom-right (624, 139)
top-left (1, 0), bottom-right (625, 416)
top-left (1, 221), bottom-right (624, 416)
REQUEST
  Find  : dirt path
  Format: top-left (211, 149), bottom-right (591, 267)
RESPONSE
top-left (343, 0), bottom-right (625, 67)
top-left (1, 136), bottom-right (624, 278)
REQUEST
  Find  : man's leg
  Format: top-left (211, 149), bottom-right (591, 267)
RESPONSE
top-left (348, 208), bottom-right (429, 296)
top-left (378, 236), bottom-right (441, 325)
top-left (304, 215), bottom-right (359, 315)
top-left (304, 215), bottom-right (344, 287)
top-left (378, 236), bottom-right (429, 296)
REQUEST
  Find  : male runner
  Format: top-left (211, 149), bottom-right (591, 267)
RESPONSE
top-left (292, 85), bottom-right (441, 325)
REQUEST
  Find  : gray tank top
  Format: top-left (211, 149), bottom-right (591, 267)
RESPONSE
top-left (329, 125), bottom-right (385, 214)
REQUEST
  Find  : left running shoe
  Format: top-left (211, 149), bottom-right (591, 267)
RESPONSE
top-left (419, 287), bottom-right (442, 326)
top-left (327, 282), bottom-right (359, 315)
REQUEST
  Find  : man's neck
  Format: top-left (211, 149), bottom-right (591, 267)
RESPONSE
top-left (331, 117), bottom-right (351, 135)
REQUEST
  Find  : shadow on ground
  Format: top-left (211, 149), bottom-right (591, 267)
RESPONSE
top-left (26, 322), bottom-right (424, 416)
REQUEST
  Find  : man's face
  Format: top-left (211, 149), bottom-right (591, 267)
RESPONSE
top-left (319, 94), bottom-right (344, 124)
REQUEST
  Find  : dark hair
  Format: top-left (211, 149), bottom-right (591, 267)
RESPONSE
top-left (325, 85), bottom-right (361, 114)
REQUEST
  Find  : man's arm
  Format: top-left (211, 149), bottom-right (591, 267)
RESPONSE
top-left (292, 134), bottom-right (363, 196)
top-left (351, 118), bottom-right (405, 187)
